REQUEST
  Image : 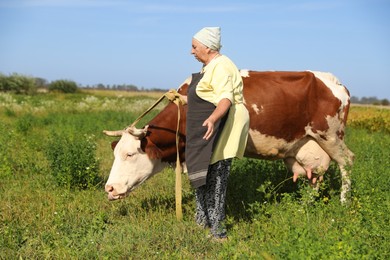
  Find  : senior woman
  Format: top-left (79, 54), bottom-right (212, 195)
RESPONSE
top-left (183, 27), bottom-right (249, 240)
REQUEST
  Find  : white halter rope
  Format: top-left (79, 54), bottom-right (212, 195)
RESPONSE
top-left (130, 89), bottom-right (185, 220)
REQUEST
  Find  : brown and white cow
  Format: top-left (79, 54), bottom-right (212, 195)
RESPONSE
top-left (104, 70), bottom-right (354, 203)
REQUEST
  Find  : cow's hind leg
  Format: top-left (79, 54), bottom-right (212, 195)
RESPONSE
top-left (335, 145), bottom-right (354, 203)
top-left (320, 140), bottom-right (354, 203)
top-left (337, 144), bottom-right (355, 202)
top-left (340, 165), bottom-right (352, 203)
top-left (310, 125), bottom-right (354, 202)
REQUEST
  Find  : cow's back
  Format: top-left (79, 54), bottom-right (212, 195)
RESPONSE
top-left (242, 71), bottom-right (343, 143)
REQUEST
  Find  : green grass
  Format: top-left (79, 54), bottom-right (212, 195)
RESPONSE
top-left (0, 92), bottom-right (389, 259)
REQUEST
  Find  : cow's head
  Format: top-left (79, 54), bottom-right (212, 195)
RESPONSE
top-left (103, 125), bottom-right (168, 200)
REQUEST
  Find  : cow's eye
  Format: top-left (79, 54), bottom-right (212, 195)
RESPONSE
top-left (127, 152), bottom-right (135, 158)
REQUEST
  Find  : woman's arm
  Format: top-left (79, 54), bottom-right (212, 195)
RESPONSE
top-left (202, 98), bottom-right (231, 140)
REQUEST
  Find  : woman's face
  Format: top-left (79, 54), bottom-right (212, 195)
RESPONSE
top-left (191, 38), bottom-right (210, 64)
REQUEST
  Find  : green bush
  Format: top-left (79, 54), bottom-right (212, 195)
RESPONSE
top-left (45, 133), bottom-right (101, 189)
top-left (15, 113), bottom-right (36, 133)
top-left (48, 79), bottom-right (78, 93)
top-left (0, 73), bottom-right (37, 94)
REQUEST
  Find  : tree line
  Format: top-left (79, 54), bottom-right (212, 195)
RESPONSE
top-left (350, 96), bottom-right (389, 106)
top-left (0, 72), bottom-right (389, 105)
top-left (0, 73), bottom-right (167, 94)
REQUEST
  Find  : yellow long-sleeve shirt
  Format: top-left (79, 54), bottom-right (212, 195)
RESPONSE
top-left (196, 55), bottom-right (250, 164)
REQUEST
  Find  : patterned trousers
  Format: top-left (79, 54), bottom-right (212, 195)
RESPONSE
top-left (195, 159), bottom-right (232, 238)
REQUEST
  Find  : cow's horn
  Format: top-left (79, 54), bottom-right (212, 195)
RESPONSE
top-left (103, 130), bottom-right (125, 136)
top-left (128, 125), bottom-right (149, 138)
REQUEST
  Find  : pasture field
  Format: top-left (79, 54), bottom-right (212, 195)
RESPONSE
top-left (0, 91), bottom-right (389, 259)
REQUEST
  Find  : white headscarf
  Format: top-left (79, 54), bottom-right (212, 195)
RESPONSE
top-left (193, 27), bottom-right (221, 51)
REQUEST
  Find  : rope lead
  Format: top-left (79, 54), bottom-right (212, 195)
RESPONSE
top-left (130, 89), bottom-right (184, 221)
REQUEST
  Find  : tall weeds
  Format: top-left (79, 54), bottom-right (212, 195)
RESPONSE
top-left (0, 92), bottom-right (388, 259)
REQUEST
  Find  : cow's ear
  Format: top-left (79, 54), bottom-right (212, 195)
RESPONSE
top-left (111, 140), bottom-right (119, 150)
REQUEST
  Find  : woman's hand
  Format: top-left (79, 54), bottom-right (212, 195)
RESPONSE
top-left (202, 117), bottom-right (215, 140)
top-left (202, 98), bottom-right (231, 140)
top-left (166, 89), bottom-right (187, 105)
top-left (179, 94), bottom-right (187, 105)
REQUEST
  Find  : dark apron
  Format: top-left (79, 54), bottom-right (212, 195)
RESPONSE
top-left (186, 73), bottom-right (227, 188)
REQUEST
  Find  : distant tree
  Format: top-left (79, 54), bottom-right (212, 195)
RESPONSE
top-left (0, 73), bottom-right (36, 94)
top-left (48, 79), bottom-right (78, 93)
top-left (361, 96), bottom-right (381, 105)
top-left (0, 73), bottom-right (6, 91)
top-left (381, 99), bottom-right (389, 106)
top-left (34, 77), bottom-right (48, 88)
top-left (351, 96), bottom-right (389, 106)
top-left (96, 83), bottom-right (105, 89)
top-left (149, 88), bottom-right (168, 92)
top-left (350, 96), bottom-right (360, 103)
top-left (125, 84), bottom-right (138, 91)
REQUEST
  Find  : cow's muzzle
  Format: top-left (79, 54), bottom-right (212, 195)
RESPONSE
top-left (105, 184), bottom-right (128, 201)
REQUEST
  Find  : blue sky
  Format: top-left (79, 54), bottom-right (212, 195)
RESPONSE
top-left (0, 0), bottom-right (389, 99)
